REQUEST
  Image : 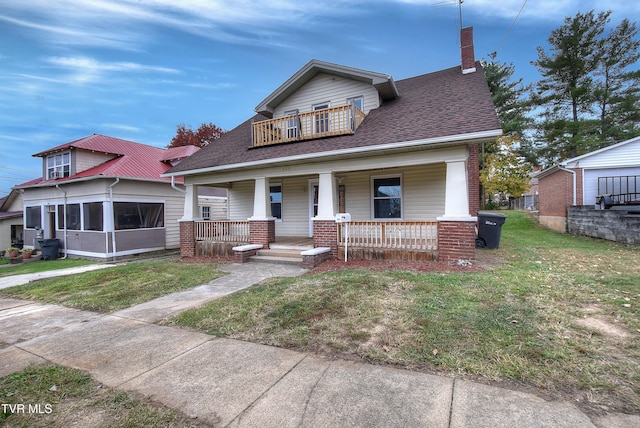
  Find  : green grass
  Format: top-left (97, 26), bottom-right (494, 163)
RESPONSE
top-left (166, 211), bottom-right (640, 414)
top-left (0, 258), bottom-right (95, 278)
top-left (0, 259), bottom-right (224, 313)
top-left (0, 365), bottom-right (206, 427)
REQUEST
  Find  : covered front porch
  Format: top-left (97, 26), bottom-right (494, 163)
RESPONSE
top-left (178, 145), bottom-right (480, 264)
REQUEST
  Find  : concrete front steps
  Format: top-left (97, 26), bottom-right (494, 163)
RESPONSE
top-left (250, 244), bottom-right (312, 266)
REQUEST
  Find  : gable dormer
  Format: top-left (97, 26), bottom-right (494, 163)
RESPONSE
top-left (252, 60), bottom-right (398, 147)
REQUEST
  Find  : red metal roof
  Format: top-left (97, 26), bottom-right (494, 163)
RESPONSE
top-left (18, 134), bottom-right (197, 188)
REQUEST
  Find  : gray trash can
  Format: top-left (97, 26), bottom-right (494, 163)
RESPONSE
top-left (38, 239), bottom-right (60, 260)
top-left (476, 212), bottom-right (507, 249)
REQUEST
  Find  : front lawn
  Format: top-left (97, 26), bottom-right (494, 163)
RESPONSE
top-left (166, 211), bottom-right (640, 415)
top-left (0, 259), bottom-right (224, 313)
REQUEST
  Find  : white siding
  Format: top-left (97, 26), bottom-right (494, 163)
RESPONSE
top-left (341, 164), bottom-right (446, 221)
top-left (274, 176), bottom-right (310, 236)
top-left (583, 167), bottom-right (640, 206)
top-left (74, 150), bottom-right (117, 174)
top-left (566, 138), bottom-right (640, 168)
top-left (274, 73), bottom-right (380, 117)
top-left (199, 196), bottom-right (228, 220)
top-left (228, 180), bottom-right (254, 220)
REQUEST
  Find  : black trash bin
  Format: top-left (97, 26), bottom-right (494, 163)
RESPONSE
top-left (38, 239), bottom-right (60, 260)
top-left (476, 212), bottom-right (507, 249)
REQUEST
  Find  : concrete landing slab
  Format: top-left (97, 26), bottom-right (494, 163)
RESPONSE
top-left (120, 337), bottom-right (306, 426)
top-left (450, 379), bottom-right (596, 428)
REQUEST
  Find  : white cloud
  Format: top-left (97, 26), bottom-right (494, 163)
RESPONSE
top-left (45, 56), bottom-right (180, 85)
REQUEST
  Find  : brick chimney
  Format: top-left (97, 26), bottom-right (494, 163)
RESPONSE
top-left (460, 26), bottom-right (476, 74)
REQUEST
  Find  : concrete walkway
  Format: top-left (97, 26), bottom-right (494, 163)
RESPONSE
top-left (0, 262), bottom-right (637, 427)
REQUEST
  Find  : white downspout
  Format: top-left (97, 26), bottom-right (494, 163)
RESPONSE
top-left (171, 176), bottom-right (186, 193)
top-left (559, 167), bottom-right (577, 205)
top-left (109, 178), bottom-right (120, 261)
top-left (55, 184), bottom-right (68, 259)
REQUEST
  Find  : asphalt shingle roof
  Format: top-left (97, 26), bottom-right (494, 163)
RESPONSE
top-left (168, 62), bottom-right (501, 175)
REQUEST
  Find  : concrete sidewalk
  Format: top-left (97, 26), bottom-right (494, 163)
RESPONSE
top-left (0, 262), bottom-right (637, 427)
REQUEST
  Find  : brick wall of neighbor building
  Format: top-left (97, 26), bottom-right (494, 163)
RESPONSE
top-left (538, 168), bottom-right (583, 232)
top-left (249, 220), bottom-right (275, 247)
top-left (437, 221), bottom-right (476, 262)
top-left (179, 221), bottom-right (195, 258)
top-left (313, 220), bottom-right (338, 258)
top-left (468, 143), bottom-right (480, 215)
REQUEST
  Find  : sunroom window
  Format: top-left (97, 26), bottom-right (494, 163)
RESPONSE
top-left (372, 175), bottom-right (402, 219)
top-left (114, 202), bottom-right (164, 229)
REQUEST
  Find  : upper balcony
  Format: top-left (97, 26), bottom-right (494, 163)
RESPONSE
top-left (252, 104), bottom-right (366, 147)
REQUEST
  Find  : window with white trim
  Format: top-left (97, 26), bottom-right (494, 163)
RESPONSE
top-left (270, 184), bottom-right (282, 220)
top-left (313, 102), bottom-right (330, 134)
top-left (47, 152), bottom-right (71, 180)
top-left (201, 206), bottom-right (211, 220)
top-left (284, 109), bottom-right (299, 139)
top-left (372, 175), bottom-right (402, 219)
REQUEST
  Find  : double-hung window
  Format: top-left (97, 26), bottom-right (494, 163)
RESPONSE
top-left (372, 175), bottom-right (402, 219)
top-left (201, 206), bottom-right (211, 220)
top-left (47, 152), bottom-right (71, 179)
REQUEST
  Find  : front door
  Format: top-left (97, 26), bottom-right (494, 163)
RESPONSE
top-left (309, 180), bottom-right (318, 237)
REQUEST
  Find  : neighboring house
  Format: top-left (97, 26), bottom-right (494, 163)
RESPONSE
top-left (166, 27), bottom-right (502, 264)
top-left (536, 136), bottom-right (640, 232)
top-left (13, 134), bottom-right (223, 259)
top-left (0, 189), bottom-right (24, 251)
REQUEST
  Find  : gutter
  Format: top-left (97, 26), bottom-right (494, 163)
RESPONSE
top-left (171, 176), bottom-right (186, 193)
top-left (163, 128), bottom-right (503, 178)
top-left (559, 167), bottom-right (577, 205)
top-left (109, 178), bottom-right (120, 261)
top-left (55, 184), bottom-right (68, 260)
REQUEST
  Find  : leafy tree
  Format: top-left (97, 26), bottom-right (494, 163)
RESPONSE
top-left (168, 122), bottom-right (225, 148)
top-left (479, 136), bottom-right (532, 204)
top-left (531, 10), bottom-right (640, 163)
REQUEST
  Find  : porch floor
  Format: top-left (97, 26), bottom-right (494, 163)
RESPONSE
top-left (270, 236), bottom-right (313, 250)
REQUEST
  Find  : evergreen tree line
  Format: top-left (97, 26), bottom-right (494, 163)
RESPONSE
top-left (485, 9), bottom-right (640, 167)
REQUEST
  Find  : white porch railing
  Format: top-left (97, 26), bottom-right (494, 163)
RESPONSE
top-left (338, 220), bottom-right (438, 251)
top-left (194, 221), bottom-right (250, 242)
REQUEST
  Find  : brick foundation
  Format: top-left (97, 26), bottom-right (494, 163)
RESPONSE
top-left (179, 221), bottom-right (195, 258)
top-left (249, 219), bottom-right (275, 247)
top-left (313, 220), bottom-right (338, 258)
top-left (437, 220), bottom-right (476, 262)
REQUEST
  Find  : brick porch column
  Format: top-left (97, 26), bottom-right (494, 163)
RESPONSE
top-left (313, 220), bottom-right (338, 259)
top-left (437, 219), bottom-right (476, 262)
top-left (249, 219), bottom-right (275, 247)
top-left (179, 220), bottom-right (196, 258)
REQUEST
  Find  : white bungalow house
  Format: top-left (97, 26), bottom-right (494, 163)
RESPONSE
top-left (166, 28), bottom-right (502, 266)
top-left (14, 134), bottom-right (226, 260)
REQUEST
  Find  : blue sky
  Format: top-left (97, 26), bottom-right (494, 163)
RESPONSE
top-left (1, 0), bottom-right (639, 195)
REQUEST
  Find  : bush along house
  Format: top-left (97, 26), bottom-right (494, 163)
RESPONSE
top-left (166, 27), bottom-right (502, 268)
top-left (14, 134), bottom-right (209, 260)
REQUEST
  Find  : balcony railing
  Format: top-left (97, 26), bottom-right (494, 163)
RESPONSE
top-left (252, 104), bottom-right (366, 147)
top-left (337, 220), bottom-right (438, 251)
top-left (194, 220), bottom-right (250, 243)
